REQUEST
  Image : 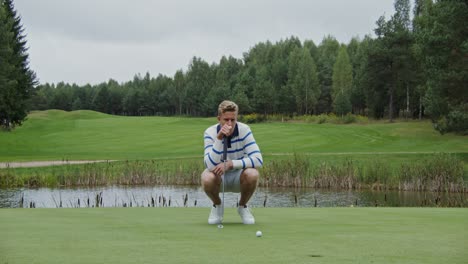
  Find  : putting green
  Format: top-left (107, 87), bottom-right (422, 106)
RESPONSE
top-left (1, 207), bottom-right (466, 264)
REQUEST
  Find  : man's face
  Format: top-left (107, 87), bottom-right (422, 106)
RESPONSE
top-left (218, 111), bottom-right (237, 136)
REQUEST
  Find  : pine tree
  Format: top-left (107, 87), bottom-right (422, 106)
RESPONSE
top-left (0, 0), bottom-right (37, 130)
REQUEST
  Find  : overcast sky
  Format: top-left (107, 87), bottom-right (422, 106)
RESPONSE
top-left (14, 0), bottom-right (396, 86)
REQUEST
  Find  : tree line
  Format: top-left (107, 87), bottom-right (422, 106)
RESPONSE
top-left (2, 0), bottom-right (467, 134)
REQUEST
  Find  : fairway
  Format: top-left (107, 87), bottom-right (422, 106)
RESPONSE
top-left (0, 110), bottom-right (466, 162)
top-left (1, 208), bottom-right (467, 264)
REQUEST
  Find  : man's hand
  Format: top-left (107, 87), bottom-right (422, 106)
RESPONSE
top-left (217, 124), bottom-right (232, 140)
top-left (211, 160), bottom-right (233, 177)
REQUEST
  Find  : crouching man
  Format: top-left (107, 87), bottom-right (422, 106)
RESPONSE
top-left (201, 100), bottom-right (263, 224)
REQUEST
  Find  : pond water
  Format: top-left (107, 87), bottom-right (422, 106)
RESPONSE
top-left (1, 185), bottom-right (466, 208)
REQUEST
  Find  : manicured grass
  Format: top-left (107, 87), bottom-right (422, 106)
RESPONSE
top-left (0, 110), bottom-right (466, 162)
top-left (1, 207), bottom-right (467, 264)
top-left (0, 110), bottom-right (212, 161)
top-left (0, 110), bottom-right (468, 186)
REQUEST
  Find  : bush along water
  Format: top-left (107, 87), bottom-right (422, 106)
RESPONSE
top-left (0, 153), bottom-right (465, 193)
top-left (398, 154), bottom-right (465, 192)
top-left (0, 159), bottom-right (205, 188)
top-left (259, 153), bottom-right (465, 192)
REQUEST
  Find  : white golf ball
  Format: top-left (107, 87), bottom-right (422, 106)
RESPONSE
top-left (256, 231), bottom-right (262, 237)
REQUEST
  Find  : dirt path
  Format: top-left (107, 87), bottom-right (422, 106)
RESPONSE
top-left (0, 160), bottom-right (114, 169)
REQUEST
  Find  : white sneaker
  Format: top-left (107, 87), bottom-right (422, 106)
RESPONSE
top-left (237, 206), bottom-right (255, 224)
top-left (208, 205), bottom-right (223, 225)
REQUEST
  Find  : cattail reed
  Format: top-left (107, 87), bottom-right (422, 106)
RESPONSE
top-left (0, 154), bottom-right (464, 194)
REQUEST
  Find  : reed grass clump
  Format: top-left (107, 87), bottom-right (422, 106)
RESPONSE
top-left (0, 159), bottom-right (205, 188)
top-left (359, 160), bottom-right (394, 190)
top-left (260, 153), bottom-right (464, 192)
top-left (261, 156), bottom-right (360, 189)
top-left (311, 160), bottom-right (359, 189)
top-left (261, 152), bottom-right (311, 187)
top-left (0, 153), bottom-right (465, 193)
top-left (398, 153), bottom-right (465, 192)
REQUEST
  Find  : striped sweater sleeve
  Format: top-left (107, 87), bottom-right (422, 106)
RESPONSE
top-left (203, 126), bottom-right (224, 171)
top-left (231, 125), bottom-right (263, 170)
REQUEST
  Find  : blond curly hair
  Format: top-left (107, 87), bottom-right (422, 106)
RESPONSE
top-left (218, 100), bottom-right (238, 115)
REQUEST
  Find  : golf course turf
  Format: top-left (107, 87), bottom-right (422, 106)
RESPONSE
top-left (1, 110), bottom-right (466, 189)
top-left (1, 110), bottom-right (467, 162)
top-left (1, 110), bottom-right (467, 263)
top-left (1, 207), bottom-right (467, 264)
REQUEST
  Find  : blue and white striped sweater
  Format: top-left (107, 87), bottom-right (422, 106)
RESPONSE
top-left (203, 122), bottom-right (263, 171)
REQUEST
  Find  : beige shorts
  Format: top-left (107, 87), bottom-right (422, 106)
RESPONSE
top-left (204, 168), bottom-right (242, 193)
top-left (222, 169), bottom-right (242, 192)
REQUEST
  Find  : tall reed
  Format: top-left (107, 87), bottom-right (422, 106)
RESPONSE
top-left (398, 153), bottom-right (465, 192)
top-left (260, 153), bottom-right (464, 192)
top-left (0, 159), bottom-right (205, 188)
top-left (0, 153), bottom-right (465, 193)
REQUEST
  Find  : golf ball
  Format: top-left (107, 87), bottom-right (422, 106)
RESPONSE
top-left (217, 224), bottom-right (224, 229)
top-left (256, 231), bottom-right (262, 237)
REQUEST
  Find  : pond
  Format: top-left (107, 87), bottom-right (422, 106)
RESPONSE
top-left (1, 185), bottom-right (466, 208)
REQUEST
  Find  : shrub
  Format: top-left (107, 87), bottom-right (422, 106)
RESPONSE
top-left (434, 104), bottom-right (468, 135)
top-left (342, 113), bottom-right (356, 124)
top-left (239, 113), bottom-right (265, 124)
top-left (317, 114), bottom-right (328, 124)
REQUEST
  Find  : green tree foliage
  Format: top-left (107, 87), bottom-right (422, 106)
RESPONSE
top-left (332, 46), bottom-right (353, 116)
top-left (0, 6), bottom-right (16, 123)
top-left (204, 55), bottom-right (243, 115)
top-left (0, 0), bottom-right (36, 130)
top-left (231, 68), bottom-right (254, 114)
top-left (252, 66), bottom-right (274, 115)
top-left (272, 37), bottom-right (302, 113)
top-left (304, 40), bottom-right (319, 62)
top-left (287, 47), bottom-right (320, 115)
top-left (106, 79), bottom-right (124, 115)
top-left (316, 36), bottom-right (340, 114)
top-left (415, 0), bottom-right (468, 134)
top-left (334, 89), bottom-right (352, 117)
top-left (351, 36), bottom-right (372, 115)
top-left (29, 83), bottom-right (54, 110)
top-left (185, 57), bottom-right (213, 116)
top-left (243, 41), bottom-right (275, 115)
top-left (93, 85), bottom-right (110, 114)
top-left (411, 0), bottom-right (431, 120)
top-left (365, 35), bottom-right (390, 118)
top-left (23, 0), bottom-right (466, 136)
top-left (366, 0), bottom-right (414, 121)
top-left (171, 70), bottom-right (186, 115)
top-left (49, 82), bottom-right (73, 111)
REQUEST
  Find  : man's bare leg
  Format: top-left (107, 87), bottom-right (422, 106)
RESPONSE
top-left (239, 168), bottom-right (259, 206)
top-left (201, 170), bottom-right (221, 205)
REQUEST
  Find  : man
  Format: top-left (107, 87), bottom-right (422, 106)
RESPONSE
top-left (202, 100), bottom-right (263, 225)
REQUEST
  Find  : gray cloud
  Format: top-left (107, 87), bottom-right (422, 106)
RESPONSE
top-left (14, 0), bottom-right (395, 85)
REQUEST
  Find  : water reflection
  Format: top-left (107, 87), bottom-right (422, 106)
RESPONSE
top-left (0, 186), bottom-right (466, 208)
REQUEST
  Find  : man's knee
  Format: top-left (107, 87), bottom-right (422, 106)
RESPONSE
top-left (241, 168), bottom-right (259, 186)
top-left (201, 170), bottom-right (219, 189)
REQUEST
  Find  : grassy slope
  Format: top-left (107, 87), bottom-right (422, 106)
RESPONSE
top-left (0, 110), bottom-right (210, 161)
top-left (1, 207), bottom-right (467, 264)
top-left (0, 110), bottom-right (466, 162)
